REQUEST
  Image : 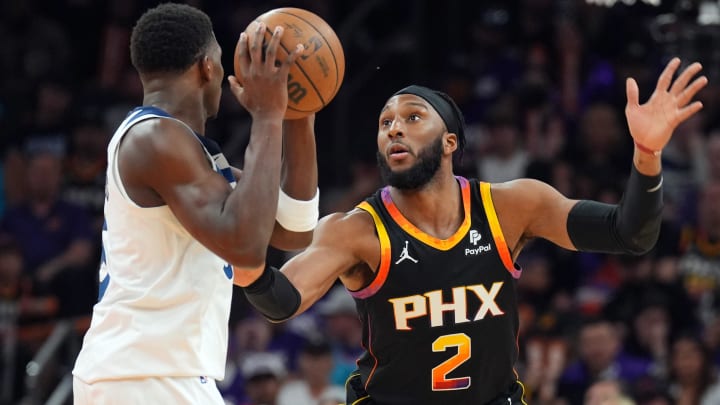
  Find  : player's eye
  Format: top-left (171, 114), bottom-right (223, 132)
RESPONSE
top-left (381, 118), bottom-right (392, 127)
top-left (408, 113), bottom-right (421, 121)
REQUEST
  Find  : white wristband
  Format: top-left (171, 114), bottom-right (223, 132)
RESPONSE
top-left (276, 187), bottom-right (320, 232)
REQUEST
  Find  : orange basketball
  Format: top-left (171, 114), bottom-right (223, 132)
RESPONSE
top-left (234, 8), bottom-right (345, 120)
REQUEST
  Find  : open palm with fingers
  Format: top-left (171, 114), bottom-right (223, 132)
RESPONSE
top-left (625, 57), bottom-right (708, 151)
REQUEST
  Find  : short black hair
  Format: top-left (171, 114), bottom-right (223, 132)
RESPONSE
top-left (130, 3), bottom-right (214, 74)
top-left (301, 339), bottom-right (332, 356)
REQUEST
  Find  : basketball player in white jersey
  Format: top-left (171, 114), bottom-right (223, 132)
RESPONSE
top-left (72, 4), bottom-right (317, 404)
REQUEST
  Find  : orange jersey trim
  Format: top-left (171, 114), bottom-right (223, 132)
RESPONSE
top-left (380, 177), bottom-right (472, 251)
top-left (351, 201), bottom-right (392, 299)
top-left (479, 182), bottom-right (521, 279)
top-left (363, 313), bottom-right (379, 391)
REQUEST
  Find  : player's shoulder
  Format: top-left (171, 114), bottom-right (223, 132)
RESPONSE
top-left (486, 178), bottom-right (564, 214)
top-left (318, 208), bottom-right (375, 232)
top-left (124, 117), bottom-right (195, 148)
top-left (314, 208), bottom-right (380, 273)
top-left (315, 208), bottom-right (377, 245)
top-left (120, 117), bottom-right (204, 168)
top-left (486, 178), bottom-right (553, 198)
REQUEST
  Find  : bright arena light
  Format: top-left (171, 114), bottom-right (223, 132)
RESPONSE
top-left (585, 0), bottom-right (661, 6)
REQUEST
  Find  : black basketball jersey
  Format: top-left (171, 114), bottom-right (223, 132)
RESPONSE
top-left (349, 177), bottom-right (524, 405)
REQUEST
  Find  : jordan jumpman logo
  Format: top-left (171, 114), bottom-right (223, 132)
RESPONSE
top-left (395, 241), bottom-right (418, 264)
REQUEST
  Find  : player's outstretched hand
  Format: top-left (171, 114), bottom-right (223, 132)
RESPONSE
top-left (228, 22), bottom-right (304, 120)
top-left (625, 57), bottom-right (708, 152)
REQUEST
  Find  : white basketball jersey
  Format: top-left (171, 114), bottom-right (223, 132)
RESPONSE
top-left (73, 107), bottom-right (235, 383)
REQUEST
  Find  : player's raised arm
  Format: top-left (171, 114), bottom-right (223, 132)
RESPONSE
top-left (493, 58), bottom-right (708, 257)
top-left (625, 58), bottom-right (706, 175)
top-left (225, 113), bottom-right (319, 255)
top-left (268, 114), bottom-right (320, 251)
top-left (130, 24), bottom-right (303, 272)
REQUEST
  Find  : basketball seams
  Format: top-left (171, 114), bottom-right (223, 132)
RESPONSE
top-left (274, 10), bottom-right (342, 99)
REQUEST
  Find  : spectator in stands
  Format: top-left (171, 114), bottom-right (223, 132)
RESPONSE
top-left (585, 378), bottom-right (635, 405)
top-left (0, 235), bottom-right (60, 402)
top-left (571, 102), bottom-right (629, 201)
top-left (667, 334), bottom-right (720, 405)
top-left (705, 132), bottom-right (720, 184)
top-left (239, 352), bottom-right (287, 405)
top-left (277, 338), bottom-right (344, 405)
top-left (631, 375), bottom-right (673, 405)
top-left (676, 181), bottom-right (720, 328)
top-left (678, 131), bottom-right (720, 230)
top-left (0, 234), bottom-right (59, 323)
top-left (703, 315), bottom-right (720, 369)
top-left (0, 149), bottom-right (95, 317)
top-left (316, 285), bottom-right (363, 387)
top-left (474, 100), bottom-right (528, 183)
top-left (62, 116), bottom-right (109, 235)
top-left (221, 315), bottom-right (277, 404)
top-left (559, 318), bottom-right (650, 404)
top-left (624, 301), bottom-right (672, 379)
top-left (659, 113), bottom-right (707, 223)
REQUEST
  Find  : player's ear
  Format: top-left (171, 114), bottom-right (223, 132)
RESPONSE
top-left (199, 55), bottom-right (212, 82)
top-left (444, 132), bottom-right (458, 155)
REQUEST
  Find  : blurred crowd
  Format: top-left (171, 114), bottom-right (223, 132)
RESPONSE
top-left (1, 0), bottom-right (720, 404)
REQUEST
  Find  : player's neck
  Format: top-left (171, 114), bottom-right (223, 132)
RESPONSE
top-left (141, 76), bottom-right (208, 135)
top-left (389, 172), bottom-right (463, 239)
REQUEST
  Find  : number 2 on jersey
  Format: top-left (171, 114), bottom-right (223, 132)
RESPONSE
top-left (431, 333), bottom-right (471, 391)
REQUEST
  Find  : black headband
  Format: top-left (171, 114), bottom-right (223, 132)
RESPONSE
top-left (392, 85), bottom-right (465, 153)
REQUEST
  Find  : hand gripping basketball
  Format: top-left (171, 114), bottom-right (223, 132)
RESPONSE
top-left (233, 8), bottom-right (346, 119)
top-left (228, 22), bottom-right (303, 120)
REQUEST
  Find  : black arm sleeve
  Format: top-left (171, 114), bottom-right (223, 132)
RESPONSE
top-left (242, 265), bottom-right (301, 322)
top-left (567, 165), bottom-right (663, 255)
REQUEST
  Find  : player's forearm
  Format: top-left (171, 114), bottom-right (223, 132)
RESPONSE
top-left (281, 117), bottom-right (318, 199)
top-left (242, 265), bottom-right (301, 322)
top-left (567, 163), bottom-right (663, 255)
top-left (222, 118), bottom-right (284, 264)
top-left (269, 117), bottom-right (319, 247)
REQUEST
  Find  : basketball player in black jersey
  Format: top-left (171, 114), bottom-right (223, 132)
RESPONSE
top-left (236, 58), bottom-right (707, 405)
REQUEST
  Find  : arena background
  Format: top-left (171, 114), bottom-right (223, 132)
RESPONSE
top-left (1, 0), bottom-right (720, 404)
